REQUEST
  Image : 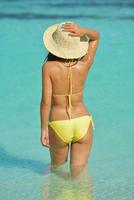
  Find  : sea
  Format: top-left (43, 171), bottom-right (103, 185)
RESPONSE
top-left (0, 0), bottom-right (134, 199)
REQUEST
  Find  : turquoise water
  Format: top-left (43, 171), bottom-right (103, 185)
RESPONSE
top-left (0, 0), bottom-right (134, 199)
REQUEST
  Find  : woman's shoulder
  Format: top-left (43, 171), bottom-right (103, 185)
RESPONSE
top-left (42, 60), bottom-right (58, 68)
top-left (42, 61), bottom-right (61, 75)
top-left (79, 55), bottom-right (91, 65)
top-left (77, 56), bottom-right (92, 71)
top-left (43, 57), bottom-right (91, 72)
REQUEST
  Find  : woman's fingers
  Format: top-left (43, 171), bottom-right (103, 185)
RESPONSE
top-left (41, 136), bottom-right (50, 148)
top-left (43, 140), bottom-right (50, 148)
top-left (44, 137), bottom-right (50, 148)
top-left (68, 33), bottom-right (79, 37)
top-left (63, 22), bottom-right (74, 27)
top-left (62, 23), bottom-right (75, 30)
top-left (46, 136), bottom-right (50, 147)
top-left (62, 27), bottom-right (74, 31)
top-left (62, 23), bottom-right (80, 35)
top-left (62, 28), bottom-right (79, 36)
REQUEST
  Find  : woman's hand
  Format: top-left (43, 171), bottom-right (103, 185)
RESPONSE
top-left (41, 129), bottom-right (50, 148)
top-left (62, 22), bottom-right (85, 37)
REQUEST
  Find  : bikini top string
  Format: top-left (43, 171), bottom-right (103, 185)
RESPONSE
top-left (67, 60), bottom-right (73, 120)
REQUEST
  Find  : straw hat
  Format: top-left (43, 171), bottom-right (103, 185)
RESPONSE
top-left (43, 21), bottom-right (89, 59)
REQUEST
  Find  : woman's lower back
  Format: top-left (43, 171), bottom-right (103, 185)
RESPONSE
top-left (49, 101), bottom-right (91, 121)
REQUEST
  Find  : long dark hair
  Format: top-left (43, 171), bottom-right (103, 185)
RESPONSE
top-left (43, 52), bottom-right (80, 63)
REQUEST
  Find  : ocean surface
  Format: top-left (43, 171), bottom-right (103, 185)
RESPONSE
top-left (0, 0), bottom-right (134, 199)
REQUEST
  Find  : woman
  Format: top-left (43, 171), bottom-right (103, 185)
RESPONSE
top-left (40, 21), bottom-right (99, 175)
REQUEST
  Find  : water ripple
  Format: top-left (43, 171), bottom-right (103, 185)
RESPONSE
top-left (0, 12), bottom-right (134, 21)
top-left (1, 1), bottom-right (134, 8)
top-left (33, 2), bottom-right (134, 8)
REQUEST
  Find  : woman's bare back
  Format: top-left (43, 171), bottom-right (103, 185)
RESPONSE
top-left (48, 59), bottom-right (92, 121)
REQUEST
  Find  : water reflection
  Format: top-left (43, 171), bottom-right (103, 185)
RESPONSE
top-left (41, 162), bottom-right (95, 200)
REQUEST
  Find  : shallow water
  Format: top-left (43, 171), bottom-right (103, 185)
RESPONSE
top-left (0, 0), bottom-right (134, 199)
top-left (41, 162), bottom-right (95, 200)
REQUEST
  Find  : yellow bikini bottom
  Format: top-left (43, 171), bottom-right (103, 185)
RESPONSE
top-left (48, 115), bottom-right (95, 144)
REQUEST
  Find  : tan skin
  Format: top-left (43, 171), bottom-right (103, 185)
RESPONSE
top-left (40, 22), bottom-right (100, 176)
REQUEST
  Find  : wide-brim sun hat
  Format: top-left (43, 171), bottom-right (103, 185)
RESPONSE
top-left (43, 21), bottom-right (89, 59)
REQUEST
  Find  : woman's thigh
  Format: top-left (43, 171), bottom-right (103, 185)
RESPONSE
top-left (70, 121), bottom-right (93, 175)
top-left (48, 126), bottom-right (69, 168)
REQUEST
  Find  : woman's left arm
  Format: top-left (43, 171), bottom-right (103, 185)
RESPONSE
top-left (40, 62), bottom-right (52, 147)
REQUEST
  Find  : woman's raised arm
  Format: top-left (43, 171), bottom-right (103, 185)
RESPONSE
top-left (62, 22), bottom-right (100, 65)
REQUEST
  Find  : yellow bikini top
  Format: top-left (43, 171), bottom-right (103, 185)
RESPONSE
top-left (53, 60), bottom-right (82, 120)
